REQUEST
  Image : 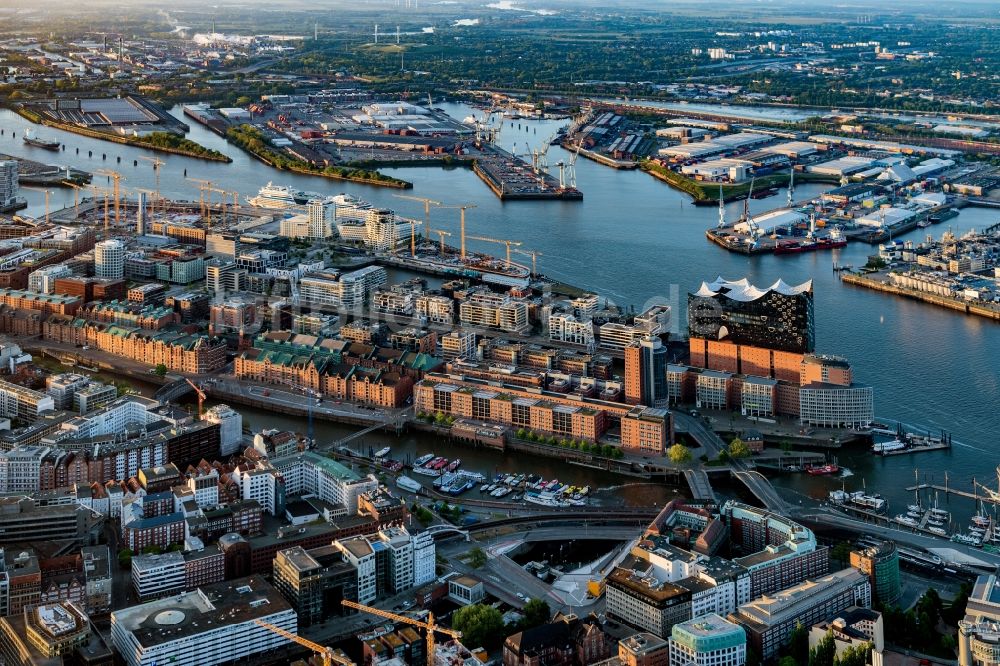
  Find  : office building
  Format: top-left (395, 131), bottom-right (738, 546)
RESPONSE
top-left (272, 545), bottom-right (358, 627)
top-left (27, 264), bottom-right (72, 294)
top-left (279, 199), bottom-right (336, 239)
top-left (448, 576), bottom-right (485, 606)
top-left (730, 568), bottom-right (871, 661)
top-left (606, 564), bottom-right (693, 639)
top-left (93, 240), bottom-right (125, 280)
top-left (440, 329), bottom-right (475, 360)
top-left (206, 262), bottom-right (248, 295)
top-left (416, 294), bottom-right (455, 325)
top-left (668, 614), bottom-right (747, 666)
top-left (204, 404), bottom-right (243, 457)
top-left (0, 380), bottom-right (54, 423)
top-left (616, 633), bottom-right (670, 666)
top-left (723, 501), bottom-right (827, 599)
top-left (549, 312), bottom-right (595, 347)
top-left (0, 601), bottom-right (112, 666)
top-left (271, 451), bottom-right (378, 515)
top-left (957, 574), bottom-right (1000, 666)
top-left (110, 576), bottom-right (295, 666)
top-left (0, 497), bottom-right (101, 546)
top-left (689, 277), bottom-right (814, 354)
top-left (459, 291), bottom-right (529, 333)
top-left (0, 161), bottom-right (18, 210)
top-left (503, 614), bottom-right (611, 666)
top-left (850, 542), bottom-right (900, 606)
top-left (414, 374), bottom-right (672, 453)
top-left (625, 337), bottom-right (668, 407)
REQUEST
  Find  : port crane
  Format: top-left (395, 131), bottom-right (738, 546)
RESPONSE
top-left (393, 194), bottom-right (441, 257)
top-left (95, 169), bottom-right (124, 226)
top-left (467, 235), bottom-right (522, 267)
top-left (434, 203), bottom-right (477, 260)
top-left (253, 620), bottom-right (355, 666)
top-left (552, 142), bottom-right (581, 191)
top-left (341, 600), bottom-right (462, 665)
top-left (184, 378), bottom-right (206, 417)
top-left (513, 247), bottom-right (543, 277)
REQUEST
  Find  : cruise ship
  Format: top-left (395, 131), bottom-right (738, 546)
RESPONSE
top-left (247, 184), bottom-right (373, 218)
top-left (247, 182), bottom-right (318, 208)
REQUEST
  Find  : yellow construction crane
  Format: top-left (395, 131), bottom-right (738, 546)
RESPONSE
top-left (185, 177), bottom-right (214, 223)
top-left (63, 182), bottom-right (87, 217)
top-left (431, 229), bottom-right (451, 255)
top-left (88, 184), bottom-right (113, 234)
top-left (138, 156), bottom-right (165, 211)
top-left (95, 169), bottom-right (124, 226)
top-left (434, 203), bottom-right (477, 261)
top-left (253, 620), bottom-right (355, 666)
top-left (393, 194), bottom-right (441, 257)
top-left (341, 601), bottom-right (462, 665)
top-left (467, 235), bottom-right (522, 267)
top-left (514, 247), bottom-right (543, 276)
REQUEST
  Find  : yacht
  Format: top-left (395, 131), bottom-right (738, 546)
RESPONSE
top-left (374, 446), bottom-right (391, 459)
top-left (873, 439), bottom-right (907, 454)
top-left (972, 514), bottom-right (992, 528)
top-left (414, 453), bottom-right (435, 466)
top-left (895, 515), bottom-right (919, 527)
top-left (907, 504), bottom-right (923, 513)
top-left (928, 526), bottom-right (948, 537)
top-left (396, 476), bottom-right (422, 493)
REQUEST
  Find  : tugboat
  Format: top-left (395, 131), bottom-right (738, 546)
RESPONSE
top-left (23, 129), bottom-right (60, 151)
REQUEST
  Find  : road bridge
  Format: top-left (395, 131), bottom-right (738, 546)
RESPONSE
top-left (684, 468), bottom-right (717, 502)
top-left (155, 378), bottom-right (193, 403)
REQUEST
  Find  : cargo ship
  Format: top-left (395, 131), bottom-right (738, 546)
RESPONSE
top-left (772, 230), bottom-right (847, 255)
top-left (23, 130), bottom-right (60, 151)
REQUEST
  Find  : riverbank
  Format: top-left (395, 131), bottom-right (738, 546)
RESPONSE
top-left (641, 160), bottom-right (837, 203)
top-left (11, 106), bottom-right (232, 162)
top-left (841, 271), bottom-right (1000, 322)
top-left (225, 124), bottom-right (412, 189)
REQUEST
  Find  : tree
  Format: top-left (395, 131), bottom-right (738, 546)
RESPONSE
top-left (834, 643), bottom-right (871, 666)
top-left (808, 632), bottom-right (837, 666)
top-left (668, 443), bottom-right (691, 464)
top-left (729, 437), bottom-right (751, 458)
top-left (467, 547), bottom-right (487, 569)
top-left (784, 622), bottom-right (809, 664)
top-left (831, 541), bottom-right (854, 566)
top-left (154, 363), bottom-right (168, 377)
top-left (778, 658), bottom-right (798, 666)
top-left (452, 604), bottom-right (504, 649)
top-left (521, 598), bottom-right (551, 628)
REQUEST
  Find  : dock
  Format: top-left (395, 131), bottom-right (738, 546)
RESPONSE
top-left (842, 272), bottom-right (1000, 322)
top-left (906, 483), bottom-right (1000, 506)
top-left (0, 152), bottom-right (90, 187)
top-left (473, 145), bottom-right (583, 201)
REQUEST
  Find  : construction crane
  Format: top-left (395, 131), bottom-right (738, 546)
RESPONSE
top-left (88, 184), bottom-right (113, 233)
top-left (208, 186), bottom-right (239, 225)
top-left (184, 379), bottom-right (206, 417)
top-left (431, 229), bottom-right (451, 255)
top-left (467, 235), bottom-right (521, 267)
top-left (393, 194), bottom-right (441, 257)
top-left (434, 203), bottom-right (477, 261)
top-left (253, 620), bottom-right (355, 666)
top-left (138, 156), bottom-right (165, 212)
top-left (342, 601), bottom-right (462, 665)
top-left (95, 169), bottom-right (124, 226)
top-left (513, 247), bottom-right (543, 276)
top-left (63, 182), bottom-right (87, 217)
top-left (186, 177), bottom-right (215, 223)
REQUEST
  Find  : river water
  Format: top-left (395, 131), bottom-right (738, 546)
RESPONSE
top-left (1, 101), bottom-right (997, 516)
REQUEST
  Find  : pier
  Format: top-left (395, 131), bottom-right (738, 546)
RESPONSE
top-left (473, 145), bottom-right (583, 200)
top-left (841, 272), bottom-right (1000, 322)
top-left (906, 483), bottom-right (1000, 506)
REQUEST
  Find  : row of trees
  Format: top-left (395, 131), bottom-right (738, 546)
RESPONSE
top-left (135, 131), bottom-right (230, 161)
top-left (514, 428), bottom-right (625, 459)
